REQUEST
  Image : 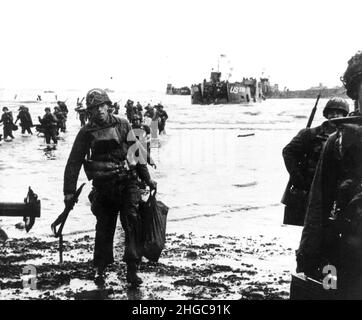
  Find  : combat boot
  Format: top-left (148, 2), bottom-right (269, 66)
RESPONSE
top-left (94, 264), bottom-right (106, 287)
top-left (126, 262), bottom-right (143, 286)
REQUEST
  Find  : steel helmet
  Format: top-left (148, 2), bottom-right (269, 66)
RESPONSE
top-left (341, 51), bottom-right (362, 100)
top-left (86, 88), bottom-right (112, 109)
top-left (323, 97), bottom-right (350, 117)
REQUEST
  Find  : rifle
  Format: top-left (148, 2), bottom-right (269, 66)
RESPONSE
top-left (51, 183), bottom-right (86, 263)
top-left (306, 93), bottom-right (321, 129)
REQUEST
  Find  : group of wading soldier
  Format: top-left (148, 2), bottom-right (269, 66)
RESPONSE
top-left (283, 51), bottom-right (362, 298)
top-left (62, 88), bottom-right (157, 286)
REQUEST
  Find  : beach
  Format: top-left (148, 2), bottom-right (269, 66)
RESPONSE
top-left (0, 91), bottom-right (336, 299)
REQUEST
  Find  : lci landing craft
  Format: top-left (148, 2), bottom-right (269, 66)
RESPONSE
top-left (191, 71), bottom-right (272, 105)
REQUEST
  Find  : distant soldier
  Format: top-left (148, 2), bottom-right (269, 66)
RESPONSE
top-left (53, 106), bottom-right (66, 134)
top-left (15, 105), bottom-right (33, 135)
top-left (131, 113), bottom-right (155, 169)
top-left (296, 51), bottom-right (362, 297)
top-left (38, 107), bottom-right (58, 144)
top-left (144, 104), bottom-right (155, 119)
top-left (112, 102), bottom-right (120, 115)
top-left (124, 99), bottom-right (135, 122)
top-left (0, 107), bottom-right (15, 140)
top-left (57, 101), bottom-right (68, 132)
top-left (282, 98), bottom-right (349, 226)
top-left (155, 103), bottom-right (168, 134)
top-left (75, 98), bottom-right (88, 127)
top-left (136, 102), bottom-right (143, 121)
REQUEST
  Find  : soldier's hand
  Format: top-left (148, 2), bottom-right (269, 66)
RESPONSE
top-left (151, 163), bottom-right (157, 169)
top-left (64, 193), bottom-right (75, 208)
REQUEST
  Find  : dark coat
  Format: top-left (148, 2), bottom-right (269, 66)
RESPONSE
top-left (63, 114), bottom-right (151, 195)
top-left (297, 118), bottom-right (362, 282)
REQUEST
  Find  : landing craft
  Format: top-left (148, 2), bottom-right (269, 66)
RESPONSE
top-left (166, 84), bottom-right (191, 95)
top-left (191, 71), bottom-right (271, 105)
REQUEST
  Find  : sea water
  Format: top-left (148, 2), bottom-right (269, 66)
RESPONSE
top-left (0, 88), bottom-right (343, 244)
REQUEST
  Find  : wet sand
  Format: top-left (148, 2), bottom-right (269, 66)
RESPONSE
top-left (0, 205), bottom-right (299, 300)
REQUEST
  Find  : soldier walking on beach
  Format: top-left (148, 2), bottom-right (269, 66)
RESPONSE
top-left (282, 98), bottom-right (349, 226)
top-left (0, 107), bottom-right (15, 140)
top-left (15, 105), bottom-right (33, 135)
top-left (53, 106), bottom-right (67, 135)
top-left (155, 103), bottom-right (168, 134)
top-left (124, 99), bottom-right (135, 122)
top-left (296, 51), bottom-right (362, 297)
top-left (63, 88), bottom-right (156, 286)
top-left (38, 107), bottom-right (58, 145)
top-left (56, 101), bottom-right (68, 132)
top-left (131, 113), bottom-right (155, 169)
top-left (75, 98), bottom-right (88, 127)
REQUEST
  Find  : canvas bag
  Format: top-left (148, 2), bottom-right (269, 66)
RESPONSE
top-left (139, 190), bottom-right (169, 262)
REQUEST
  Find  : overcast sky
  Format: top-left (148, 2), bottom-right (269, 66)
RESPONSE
top-left (0, 0), bottom-right (361, 91)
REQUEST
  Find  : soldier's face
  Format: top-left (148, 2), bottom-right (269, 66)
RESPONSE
top-left (90, 103), bottom-right (108, 123)
top-left (326, 110), bottom-right (345, 120)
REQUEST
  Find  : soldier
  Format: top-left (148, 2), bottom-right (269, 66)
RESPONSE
top-left (38, 107), bottom-right (58, 144)
top-left (53, 106), bottom-right (66, 135)
top-left (63, 88), bottom-right (157, 286)
top-left (144, 104), bottom-right (155, 119)
top-left (0, 107), bottom-right (15, 140)
top-left (136, 102), bottom-right (143, 121)
top-left (124, 99), bottom-right (135, 122)
top-left (282, 98), bottom-right (349, 226)
top-left (155, 103), bottom-right (168, 134)
top-left (112, 102), bottom-right (120, 115)
top-left (131, 113), bottom-right (155, 169)
top-left (56, 101), bottom-right (68, 132)
top-left (75, 99), bottom-right (88, 127)
top-left (296, 51), bottom-right (362, 297)
top-left (15, 105), bottom-right (33, 135)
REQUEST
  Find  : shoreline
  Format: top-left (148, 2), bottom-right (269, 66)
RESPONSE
top-left (0, 205), bottom-right (297, 300)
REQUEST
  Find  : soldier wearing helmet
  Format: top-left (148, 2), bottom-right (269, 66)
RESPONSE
top-left (124, 99), bottom-right (135, 122)
top-left (282, 97), bottom-right (349, 226)
top-left (15, 105), bottom-right (33, 135)
top-left (296, 52), bottom-right (362, 297)
top-left (154, 103), bottom-right (168, 134)
top-left (0, 106), bottom-right (15, 140)
top-left (38, 107), bottom-right (58, 144)
top-left (62, 88), bottom-right (157, 286)
top-left (56, 101), bottom-right (68, 132)
top-left (130, 113), bottom-right (155, 169)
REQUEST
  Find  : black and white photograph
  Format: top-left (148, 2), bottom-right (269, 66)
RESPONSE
top-left (0, 0), bottom-right (362, 304)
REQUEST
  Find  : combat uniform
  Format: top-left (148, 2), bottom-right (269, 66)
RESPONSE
top-left (282, 122), bottom-right (336, 226)
top-left (63, 114), bottom-right (152, 271)
top-left (39, 112), bottom-right (58, 144)
top-left (297, 118), bottom-right (362, 296)
top-left (155, 107), bottom-right (168, 134)
top-left (16, 108), bottom-right (33, 134)
top-left (0, 111), bottom-right (15, 140)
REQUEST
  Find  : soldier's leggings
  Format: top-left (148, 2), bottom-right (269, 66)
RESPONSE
top-left (44, 129), bottom-right (57, 144)
top-left (90, 179), bottom-right (142, 268)
top-left (21, 125), bottom-right (33, 134)
top-left (3, 125), bottom-right (14, 139)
